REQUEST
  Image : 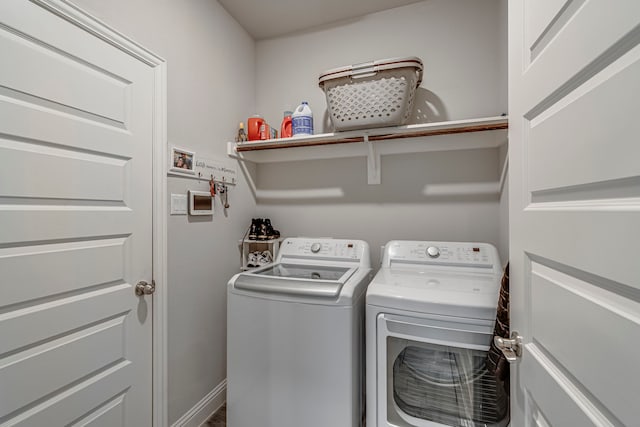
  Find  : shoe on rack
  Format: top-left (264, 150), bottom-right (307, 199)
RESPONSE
top-left (246, 251), bottom-right (259, 268)
top-left (257, 218), bottom-right (269, 240)
top-left (263, 218), bottom-right (280, 240)
top-left (258, 251), bottom-right (273, 265)
top-left (248, 218), bottom-right (263, 240)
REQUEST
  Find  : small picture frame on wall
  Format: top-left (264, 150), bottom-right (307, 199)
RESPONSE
top-left (170, 146), bottom-right (195, 174)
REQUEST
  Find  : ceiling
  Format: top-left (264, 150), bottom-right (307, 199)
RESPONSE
top-left (217, 0), bottom-right (424, 40)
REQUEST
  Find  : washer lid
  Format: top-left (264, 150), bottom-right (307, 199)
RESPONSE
top-left (232, 262), bottom-right (357, 299)
top-left (366, 267), bottom-right (501, 320)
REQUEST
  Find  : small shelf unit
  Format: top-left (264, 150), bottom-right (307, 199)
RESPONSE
top-left (239, 238), bottom-right (282, 271)
top-left (227, 116), bottom-right (508, 184)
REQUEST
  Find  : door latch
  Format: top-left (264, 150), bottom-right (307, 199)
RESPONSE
top-left (135, 280), bottom-right (156, 296)
top-left (494, 331), bottom-right (522, 363)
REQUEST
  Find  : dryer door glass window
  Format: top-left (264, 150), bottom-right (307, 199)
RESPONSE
top-left (388, 337), bottom-right (509, 426)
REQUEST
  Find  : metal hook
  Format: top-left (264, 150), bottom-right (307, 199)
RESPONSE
top-left (223, 183), bottom-right (229, 208)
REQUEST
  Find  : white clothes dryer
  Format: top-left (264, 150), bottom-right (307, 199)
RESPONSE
top-left (366, 241), bottom-right (509, 427)
top-left (227, 237), bottom-right (372, 427)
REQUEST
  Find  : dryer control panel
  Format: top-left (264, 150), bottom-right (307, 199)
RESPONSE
top-left (385, 241), bottom-right (498, 269)
top-left (278, 238), bottom-right (370, 264)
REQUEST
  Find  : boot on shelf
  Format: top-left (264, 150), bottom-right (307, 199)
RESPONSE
top-left (262, 218), bottom-right (280, 240)
top-left (248, 218), bottom-right (264, 240)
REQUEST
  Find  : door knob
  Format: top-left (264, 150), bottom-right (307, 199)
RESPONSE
top-left (135, 280), bottom-right (156, 296)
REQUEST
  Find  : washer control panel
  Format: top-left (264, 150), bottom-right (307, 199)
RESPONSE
top-left (386, 241), bottom-right (496, 268)
top-left (279, 238), bottom-right (367, 261)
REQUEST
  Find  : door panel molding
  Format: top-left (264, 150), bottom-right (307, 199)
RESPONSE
top-left (8, 362), bottom-right (132, 427)
top-left (30, 0), bottom-right (165, 67)
top-left (529, 263), bottom-right (640, 425)
top-left (527, 0), bottom-right (587, 62)
top-left (528, 49), bottom-right (640, 193)
top-left (522, 1), bottom-right (640, 114)
top-left (523, 344), bottom-right (618, 426)
top-left (0, 316), bottom-right (126, 416)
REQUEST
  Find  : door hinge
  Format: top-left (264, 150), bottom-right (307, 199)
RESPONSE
top-left (494, 331), bottom-right (523, 363)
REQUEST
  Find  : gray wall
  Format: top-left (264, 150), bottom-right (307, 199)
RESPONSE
top-left (253, 0), bottom-right (508, 266)
top-left (70, 0), bottom-right (256, 423)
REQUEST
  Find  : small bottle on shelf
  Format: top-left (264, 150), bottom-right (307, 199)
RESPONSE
top-left (236, 122), bottom-right (248, 142)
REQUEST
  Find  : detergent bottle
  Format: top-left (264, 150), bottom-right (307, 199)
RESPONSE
top-left (247, 115), bottom-right (264, 141)
top-left (280, 110), bottom-right (293, 138)
top-left (292, 102), bottom-right (313, 136)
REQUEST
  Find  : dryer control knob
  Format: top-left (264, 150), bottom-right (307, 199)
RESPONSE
top-left (310, 242), bottom-right (322, 253)
top-left (426, 246), bottom-right (440, 258)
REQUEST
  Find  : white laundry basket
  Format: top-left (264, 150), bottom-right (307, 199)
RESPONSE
top-left (318, 56), bottom-right (423, 131)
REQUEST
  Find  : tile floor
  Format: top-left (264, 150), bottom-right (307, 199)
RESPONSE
top-left (207, 404), bottom-right (368, 426)
top-left (206, 404), bottom-right (226, 426)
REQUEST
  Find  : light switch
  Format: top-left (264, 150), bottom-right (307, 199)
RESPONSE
top-left (170, 194), bottom-right (187, 215)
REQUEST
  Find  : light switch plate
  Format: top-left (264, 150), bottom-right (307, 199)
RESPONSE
top-left (170, 194), bottom-right (187, 215)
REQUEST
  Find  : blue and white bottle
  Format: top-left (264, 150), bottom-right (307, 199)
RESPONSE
top-left (292, 101), bottom-right (313, 136)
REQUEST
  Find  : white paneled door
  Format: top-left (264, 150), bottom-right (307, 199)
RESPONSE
top-left (509, 1), bottom-right (640, 426)
top-left (0, 1), bottom-right (156, 426)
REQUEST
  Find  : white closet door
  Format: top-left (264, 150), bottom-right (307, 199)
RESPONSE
top-left (0, 1), bottom-right (154, 425)
top-left (509, 0), bottom-right (640, 425)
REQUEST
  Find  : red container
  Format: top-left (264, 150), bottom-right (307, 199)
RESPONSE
top-left (280, 113), bottom-right (292, 138)
top-left (247, 116), bottom-right (264, 141)
top-left (259, 123), bottom-right (270, 140)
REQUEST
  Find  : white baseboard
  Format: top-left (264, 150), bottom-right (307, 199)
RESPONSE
top-left (171, 379), bottom-right (226, 427)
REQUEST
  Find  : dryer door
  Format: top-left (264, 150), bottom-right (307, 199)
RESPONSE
top-left (376, 313), bottom-right (509, 427)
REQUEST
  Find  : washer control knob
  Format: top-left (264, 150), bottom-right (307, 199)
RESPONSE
top-left (310, 242), bottom-right (322, 253)
top-left (426, 246), bottom-right (440, 258)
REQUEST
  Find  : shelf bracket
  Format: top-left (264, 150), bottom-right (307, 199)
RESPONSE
top-left (365, 134), bottom-right (381, 185)
top-left (227, 141), bottom-right (243, 161)
top-left (498, 146), bottom-right (509, 195)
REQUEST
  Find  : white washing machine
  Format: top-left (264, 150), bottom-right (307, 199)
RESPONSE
top-left (366, 241), bottom-right (509, 427)
top-left (227, 237), bottom-right (372, 427)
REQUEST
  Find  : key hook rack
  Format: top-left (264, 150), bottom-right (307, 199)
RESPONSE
top-left (197, 172), bottom-right (236, 185)
top-left (196, 173), bottom-right (232, 209)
